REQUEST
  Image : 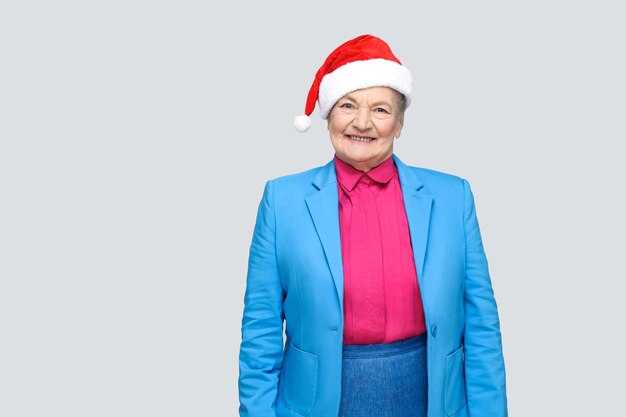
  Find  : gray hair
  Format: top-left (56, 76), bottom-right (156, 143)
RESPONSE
top-left (395, 92), bottom-right (407, 115)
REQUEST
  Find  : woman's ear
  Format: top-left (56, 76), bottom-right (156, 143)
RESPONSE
top-left (395, 115), bottom-right (404, 138)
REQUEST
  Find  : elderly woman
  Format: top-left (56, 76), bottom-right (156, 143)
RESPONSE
top-left (238, 35), bottom-right (508, 417)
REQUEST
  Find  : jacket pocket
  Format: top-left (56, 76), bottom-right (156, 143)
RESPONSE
top-left (281, 342), bottom-right (318, 416)
top-left (444, 344), bottom-right (467, 416)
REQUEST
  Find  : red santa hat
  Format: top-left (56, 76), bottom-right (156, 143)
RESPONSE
top-left (294, 34), bottom-right (413, 132)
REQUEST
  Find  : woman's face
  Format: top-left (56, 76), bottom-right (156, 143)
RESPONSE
top-left (327, 86), bottom-right (404, 173)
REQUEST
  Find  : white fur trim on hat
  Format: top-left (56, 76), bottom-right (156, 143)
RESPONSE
top-left (318, 58), bottom-right (412, 119)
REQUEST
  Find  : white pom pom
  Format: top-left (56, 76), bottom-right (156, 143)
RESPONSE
top-left (294, 114), bottom-right (312, 132)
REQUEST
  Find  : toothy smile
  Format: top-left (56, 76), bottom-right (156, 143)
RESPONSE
top-left (348, 135), bottom-right (375, 142)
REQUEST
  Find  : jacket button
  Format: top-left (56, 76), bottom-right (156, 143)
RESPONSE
top-left (430, 324), bottom-right (438, 337)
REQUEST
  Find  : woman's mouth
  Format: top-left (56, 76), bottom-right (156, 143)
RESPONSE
top-left (347, 135), bottom-right (376, 143)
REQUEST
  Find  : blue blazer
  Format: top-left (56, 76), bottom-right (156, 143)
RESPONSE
top-left (238, 153), bottom-right (508, 417)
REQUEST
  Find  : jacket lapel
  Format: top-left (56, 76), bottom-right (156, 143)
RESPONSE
top-left (305, 160), bottom-right (345, 311)
top-left (305, 154), bottom-right (433, 313)
top-left (392, 154), bottom-right (433, 294)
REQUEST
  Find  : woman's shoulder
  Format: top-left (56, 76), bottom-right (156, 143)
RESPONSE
top-left (263, 156), bottom-right (472, 198)
top-left (407, 164), bottom-right (463, 182)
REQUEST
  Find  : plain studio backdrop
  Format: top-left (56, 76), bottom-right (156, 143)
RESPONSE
top-left (1, 1), bottom-right (624, 416)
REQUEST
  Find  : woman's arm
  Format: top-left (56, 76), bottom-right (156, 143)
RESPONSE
top-left (462, 178), bottom-right (508, 417)
top-left (238, 180), bottom-right (285, 417)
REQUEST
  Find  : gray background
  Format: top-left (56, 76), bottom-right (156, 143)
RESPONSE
top-left (1, 1), bottom-right (624, 416)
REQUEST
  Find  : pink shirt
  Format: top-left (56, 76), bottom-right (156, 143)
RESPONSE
top-left (334, 154), bottom-right (427, 344)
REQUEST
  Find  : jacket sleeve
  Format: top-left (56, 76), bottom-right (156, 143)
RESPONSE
top-left (462, 178), bottom-right (508, 417)
top-left (238, 180), bottom-right (285, 417)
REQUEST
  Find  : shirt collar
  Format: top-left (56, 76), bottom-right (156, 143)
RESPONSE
top-left (334, 154), bottom-right (396, 192)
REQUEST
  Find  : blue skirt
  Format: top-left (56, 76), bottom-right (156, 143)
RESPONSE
top-left (339, 333), bottom-right (428, 417)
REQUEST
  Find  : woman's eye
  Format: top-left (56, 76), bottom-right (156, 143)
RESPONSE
top-left (374, 107), bottom-right (389, 113)
top-left (341, 103), bottom-right (355, 109)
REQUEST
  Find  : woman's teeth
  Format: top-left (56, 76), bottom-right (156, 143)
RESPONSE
top-left (349, 135), bottom-right (374, 142)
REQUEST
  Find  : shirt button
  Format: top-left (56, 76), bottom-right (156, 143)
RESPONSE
top-left (430, 324), bottom-right (438, 337)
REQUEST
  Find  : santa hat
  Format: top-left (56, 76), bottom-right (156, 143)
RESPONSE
top-left (294, 34), bottom-right (412, 132)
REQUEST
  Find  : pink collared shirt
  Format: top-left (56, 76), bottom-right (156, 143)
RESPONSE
top-left (334, 154), bottom-right (427, 344)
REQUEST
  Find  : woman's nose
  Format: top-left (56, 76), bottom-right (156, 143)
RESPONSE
top-left (353, 107), bottom-right (373, 130)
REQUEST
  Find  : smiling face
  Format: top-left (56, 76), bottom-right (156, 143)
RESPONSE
top-left (327, 86), bottom-right (405, 173)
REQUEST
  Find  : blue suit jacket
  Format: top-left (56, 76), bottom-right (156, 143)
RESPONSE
top-left (239, 154), bottom-right (508, 417)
